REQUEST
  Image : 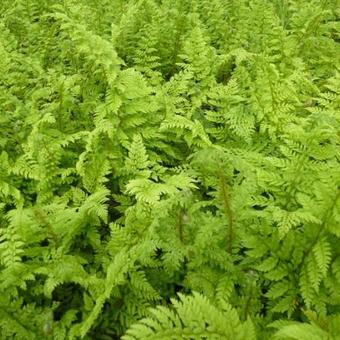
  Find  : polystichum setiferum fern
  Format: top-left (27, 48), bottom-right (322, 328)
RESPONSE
top-left (0, 0), bottom-right (339, 339)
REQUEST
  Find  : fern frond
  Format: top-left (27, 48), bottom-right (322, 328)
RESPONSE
top-left (123, 292), bottom-right (256, 340)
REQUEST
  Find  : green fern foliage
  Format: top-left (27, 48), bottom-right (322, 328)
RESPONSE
top-left (0, 0), bottom-right (339, 339)
top-left (123, 292), bottom-right (256, 340)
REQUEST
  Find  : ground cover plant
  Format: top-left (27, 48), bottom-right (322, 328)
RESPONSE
top-left (0, 0), bottom-right (339, 339)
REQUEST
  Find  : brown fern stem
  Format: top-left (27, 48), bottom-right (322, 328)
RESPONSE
top-left (218, 171), bottom-right (234, 254)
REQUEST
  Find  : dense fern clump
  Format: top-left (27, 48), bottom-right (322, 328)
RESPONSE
top-left (0, 0), bottom-right (339, 339)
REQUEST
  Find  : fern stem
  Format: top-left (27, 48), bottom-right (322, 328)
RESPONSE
top-left (218, 171), bottom-right (234, 254)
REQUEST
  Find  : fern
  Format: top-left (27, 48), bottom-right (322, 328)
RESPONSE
top-left (123, 292), bottom-right (256, 340)
top-left (0, 0), bottom-right (339, 339)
